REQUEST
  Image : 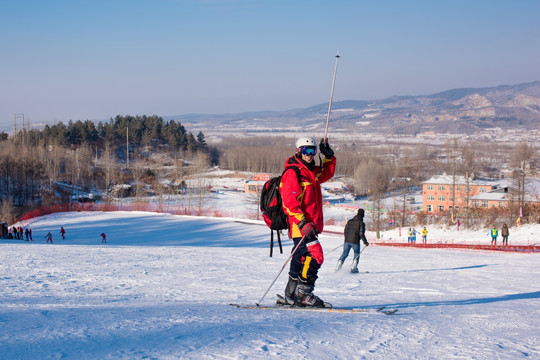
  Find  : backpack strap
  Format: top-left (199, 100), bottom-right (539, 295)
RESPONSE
top-left (268, 167), bottom-right (301, 257)
top-left (282, 166), bottom-right (301, 185)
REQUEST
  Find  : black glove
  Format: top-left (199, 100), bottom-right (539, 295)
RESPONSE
top-left (298, 219), bottom-right (317, 236)
top-left (319, 140), bottom-right (334, 159)
top-left (363, 241), bottom-right (369, 247)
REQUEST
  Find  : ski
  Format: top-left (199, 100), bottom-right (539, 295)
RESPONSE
top-left (275, 293), bottom-right (332, 308)
top-left (350, 269), bottom-right (369, 273)
top-left (229, 303), bottom-right (398, 315)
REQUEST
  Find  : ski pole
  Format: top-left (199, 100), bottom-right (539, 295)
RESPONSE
top-left (256, 234), bottom-right (307, 306)
top-left (328, 241), bottom-right (369, 256)
top-left (327, 243), bottom-right (343, 254)
top-left (359, 245), bottom-right (368, 256)
top-left (323, 51), bottom-right (340, 142)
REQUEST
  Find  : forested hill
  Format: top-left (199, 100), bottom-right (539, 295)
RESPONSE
top-left (10, 115), bottom-right (207, 151)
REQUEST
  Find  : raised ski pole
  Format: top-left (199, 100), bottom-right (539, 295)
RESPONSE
top-left (256, 234), bottom-right (307, 306)
top-left (323, 51), bottom-right (340, 142)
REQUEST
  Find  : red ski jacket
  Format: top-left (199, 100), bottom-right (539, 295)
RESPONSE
top-left (279, 154), bottom-right (336, 239)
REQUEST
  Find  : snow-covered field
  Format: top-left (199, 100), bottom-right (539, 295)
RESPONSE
top-left (1, 210), bottom-right (539, 359)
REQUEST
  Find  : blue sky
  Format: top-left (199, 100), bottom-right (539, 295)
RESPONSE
top-left (1, 0), bottom-right (539, 132)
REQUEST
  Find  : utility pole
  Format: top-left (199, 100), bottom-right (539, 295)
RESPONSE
top-left (126, 126), bottom-right (129, 168)
top-left (14, 113), bottom-right (24, 138)
top-left (452, 148), bottom-right (456, 222)
top-left (465, 171), bottom-right (472, 227)
top-left (401, 177), bottom-right (410, 228)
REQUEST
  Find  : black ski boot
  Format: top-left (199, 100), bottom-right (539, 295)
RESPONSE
top-left (294, 280), bottom-right (329, 308)
top-left (276, 275), bottom-right (297, 305)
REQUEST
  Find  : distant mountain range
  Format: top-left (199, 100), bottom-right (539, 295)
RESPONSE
top-left (168, 81), bottom-right (540, 135)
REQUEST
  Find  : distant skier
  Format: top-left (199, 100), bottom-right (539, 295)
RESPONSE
top-left (490, 225), bottom-right (498, 245)
top-left (60, 227), bottom-right (66, 240)
top-left (421, 227), bottom-right (428, 244)
top-left (46, 232), bottom-right (53, 244)
top-left (336, 208), bottom-right (369, 273)
top-left (276, 136), bottom-right (336, 308)
top-left (100, 232), bottom-right (107, 243)
top-left (501, 224), bottom-right (509, 246)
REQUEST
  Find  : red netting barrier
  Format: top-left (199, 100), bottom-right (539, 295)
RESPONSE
top-left (322, 230), bottom-right (539, 253)
top-left (372, 242), bottom-right (540, 253)
top-left (16, 203), bottom-right (236, 223)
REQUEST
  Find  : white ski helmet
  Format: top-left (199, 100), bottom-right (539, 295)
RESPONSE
top-left (296, 136), bottom-right (316, 150)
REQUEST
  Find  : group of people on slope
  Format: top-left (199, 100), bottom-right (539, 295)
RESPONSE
top-left (46, 227), bottom-right (66, 244)
top-left (407, 227), bottom-right (429, 244)
top-left (7, 226), bottom-right (32, 241)
top-left (8, 225), bottom-right (107, 244)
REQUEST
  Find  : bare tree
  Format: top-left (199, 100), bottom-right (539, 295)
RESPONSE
top-left (510, 143), bottom-right (537, 222)
top-left (101, 143), bottom-right (117, 203)
top-left (172, 153), bottom-right (188, 210)
top-left (353, 158), bottom-right (392, 236)
top-left (131, 154), bottom-right (147, 201)
top-left (191, 152), bottom-right (210, 215)
top-left (0, 200), bottom-right (16, 224)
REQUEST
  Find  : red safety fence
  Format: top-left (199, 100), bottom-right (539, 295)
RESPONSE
top-left (372, 242), bottom-right (540, 253)
top-left (16, 203), bottom-right (237, 223)
top-left (322, 230), bottom-right (539, 253)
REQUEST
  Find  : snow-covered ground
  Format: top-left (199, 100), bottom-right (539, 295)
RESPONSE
top-left (1, 210), bottom-right (539, 359)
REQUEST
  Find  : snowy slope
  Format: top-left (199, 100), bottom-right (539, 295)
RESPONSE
top-left (1, 211), bottom-right (539, 359)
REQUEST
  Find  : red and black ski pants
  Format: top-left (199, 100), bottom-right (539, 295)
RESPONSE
top-left (289, 235), bottom-right (324, 285)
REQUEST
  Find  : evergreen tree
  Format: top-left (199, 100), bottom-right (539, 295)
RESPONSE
top-left (196, 131), bottom-right (208, 152)
top-left (83, 120), bottom-right (99, 143)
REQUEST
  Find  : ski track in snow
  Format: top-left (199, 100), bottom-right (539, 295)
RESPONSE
top-left (0, 211), bottom-right (539, 359)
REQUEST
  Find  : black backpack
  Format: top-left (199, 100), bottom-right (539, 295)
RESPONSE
top-left (260, 167), bottom-right (301, 256)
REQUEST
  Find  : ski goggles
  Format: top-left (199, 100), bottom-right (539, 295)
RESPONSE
top-left (300, 146), bottom-right (317, 156)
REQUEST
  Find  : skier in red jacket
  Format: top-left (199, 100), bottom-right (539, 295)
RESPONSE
top-left (277, 136), bottom-right (336, 307)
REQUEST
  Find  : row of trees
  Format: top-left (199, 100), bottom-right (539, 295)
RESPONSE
top-left (0, 116), bottom-right (210, 223)
top-left (12, 115), bottom-right (208, 152)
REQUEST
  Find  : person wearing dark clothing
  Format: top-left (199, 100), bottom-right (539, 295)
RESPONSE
top-left (277, 136), bottom-right (336, 308)
top-left (60, 227), bottom-right (66, 240)
top-left (336, 208), bottom-right (369, 273)
top-left (501, 224), bottom-right (509, 245)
